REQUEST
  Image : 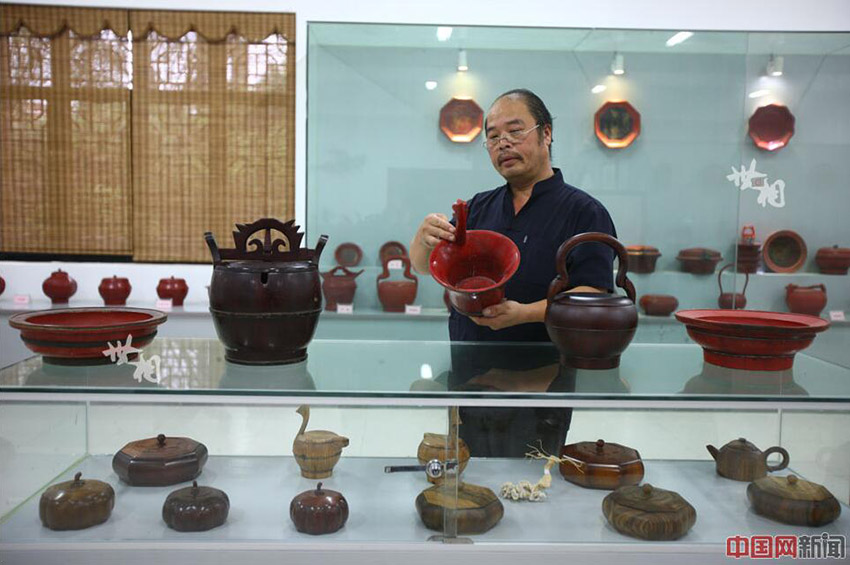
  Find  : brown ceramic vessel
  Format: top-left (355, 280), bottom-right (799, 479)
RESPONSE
top-left (205, 218), bottom-right (328, 365)
top-left (602, 484), bottom-right (697, 541)
top-left (747, 475), bottom-right (841, 527)
top-left (559, 439), bottom-right (645, 490)
top-left (290, 482), bottom-right (349, 535)
top-left (815, 245), bottom-right (850, 275)
top-left (626, 245), bottom-right (661, 274)
top-left (639, 294), bottom-right (678, 317)
top-left (706, 438), bottom-right (789, 481)
top-left (545, 232), bottom-right (638, 369)
top-left (162, 480), bottom-right (229, 532)
top-left (39, 472), bottom-right (114, 531)
top-left (112, 433), bottom-right (208, 486)
top-left (677, 248), bottom-right (722, 274)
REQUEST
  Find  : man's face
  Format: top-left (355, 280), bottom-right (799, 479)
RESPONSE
top-left (484, 96), bottom-right (551, 185)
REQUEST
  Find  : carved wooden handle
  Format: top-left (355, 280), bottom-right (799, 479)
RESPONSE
top-left (548, 232), bottom-right (634, 303)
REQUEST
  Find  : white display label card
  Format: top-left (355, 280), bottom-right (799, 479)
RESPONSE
top-left (13, 294), bottom-right (31, 305)
top-left (155, 298), bottom-right (173, 311)
top-left (388, 259), bottom-right (403, 270)
top-left (405, 304), bottom-right (422, 315)
top-left (828, 310), bottom-right (845, 322)
top-left (336, 304), bottom-right (354, 314)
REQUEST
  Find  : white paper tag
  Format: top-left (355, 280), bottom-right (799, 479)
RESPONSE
top-left (405, 304), bottom-right (421, 315)
top-left (13, 294), bottom-right (31, 305)
top-left (388, 259), bottom-right (403, 270)
top-left (828, 310), bottom-right (846, 322)
top-left (155, 298), bottom-right (173, 311)
top-left (336, 304), bottom-right (354, 314)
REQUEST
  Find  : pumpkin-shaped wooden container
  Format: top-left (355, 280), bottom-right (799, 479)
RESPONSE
top-left (112, 433), bottom-right (208, 486)
top-left (292, 405), bottom-right (349, 479)
top-left (290, 482), bottom-right (349, 535)
top-left (747, 475), bottom-right (841, 527)
top-left (602, 483), bottom-right (697, 541)
top-left (162, 480), bottom-right (229, 532)
top-left (39, 472), bottom-right (114, 531)
top-left (559, 439), bottom-right (644, 490)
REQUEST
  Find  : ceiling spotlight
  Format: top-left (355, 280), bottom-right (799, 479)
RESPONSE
top-left (610, 52), bottom-right (624, 76)
top-left (767, 55), bottom-right (784, 77)
top-left (436, 27), bottom-right (453, 42)
top-left (591, 84), bottom-right (607, 94)
top-left (457, 49), bottom-right (468, 72)
top-left (425, 80), bottom-right (438, 90)
top-left (666, 31), bottom-right (694, 47)
top-left (748, 89), bottom-right (770, 99)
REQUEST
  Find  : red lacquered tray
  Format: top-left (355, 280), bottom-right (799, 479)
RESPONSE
top-left (9, 307), bottom-right (167, 365)
top-left (675, 310), bottom-right (829, 371)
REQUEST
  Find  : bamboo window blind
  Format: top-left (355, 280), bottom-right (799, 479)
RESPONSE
top-left (0, 5), bottom-right (295, 262)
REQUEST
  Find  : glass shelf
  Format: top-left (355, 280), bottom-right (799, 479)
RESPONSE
top-left (2, 338), bottom-right (849, 405)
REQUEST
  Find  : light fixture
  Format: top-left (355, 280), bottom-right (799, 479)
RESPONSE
top-left (610, 52), bottom-right (624, 75)
top-left (767, 55), bottom-right (784, 77)
top-left (425, 80), bottom-right (438, 90)
top-left (436, 27), bottom-right (453, 42)
top-left (748, 89), bottom-right (770, 99)
top-left (666, 31), bottom-right (693, 47)
top-left (591, 84), bottom-right (607, 94)
top-left (457, 49), bottom-right (468, 72)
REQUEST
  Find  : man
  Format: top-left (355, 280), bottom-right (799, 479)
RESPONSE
top-left (410, 89), bottom-right (618, 457)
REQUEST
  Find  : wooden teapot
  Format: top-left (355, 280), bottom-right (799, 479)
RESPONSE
top-left (706, 437), bottom-right (789, 481)
top-left (717, 264), bottom-right (748, 309)
top-left (545, 232), bottom-right (638, 369)
top-left (292, 405), bottom-right (349, 479)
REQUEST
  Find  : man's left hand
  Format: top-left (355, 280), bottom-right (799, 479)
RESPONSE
top-left (470, 300), bottom-right (529, 330)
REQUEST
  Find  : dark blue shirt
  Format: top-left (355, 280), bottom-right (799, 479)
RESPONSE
top-left (449, 168), bottom-right (617, 343)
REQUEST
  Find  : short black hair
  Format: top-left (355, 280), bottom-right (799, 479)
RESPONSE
top-left (488, 88), bottom-right (553, 155)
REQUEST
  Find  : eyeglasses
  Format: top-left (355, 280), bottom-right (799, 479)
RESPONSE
top-left (483, 124), bottom-right (540, 149)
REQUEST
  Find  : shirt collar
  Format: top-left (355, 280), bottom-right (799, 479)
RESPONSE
top-left (500, 168), bottom-right (565, 202)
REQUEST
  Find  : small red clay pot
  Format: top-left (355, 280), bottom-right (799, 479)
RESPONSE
top-left (815, 245), bottom-right (850, 275)
top-left (639, 294), bottom-right (678, 317)
top-left (377, 255), bottom-right (417, 312)
top-left (157, 277), bottom-right (189, 306)
top-left (321, 266), bottom-right (363, 311)
top-left (785, 284), bottom-right (827, 317)
top-left (42, 270), bottom-right (77, 304)
top-left (98, 276), bottom-right (132, 306)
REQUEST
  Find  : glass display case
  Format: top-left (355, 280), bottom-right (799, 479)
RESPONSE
top-left (1, 338), bottom-right (848, 564)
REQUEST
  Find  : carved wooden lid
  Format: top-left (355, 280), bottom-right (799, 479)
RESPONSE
top-left (42, 472), bottom-right (114, 501)
top-left (118, 434), bottom-right (204, 462)
top-left (296, 430), bottom-right (350, 446)
top-left (608, 484), bottom-right (691, 513)
top-left (164, 480), bottom-right (229, 507)
top-left (723, 437), bottom-right (760, 453)
top-left (749, 475), bottom-right (835, 502)
top-left (626, 245), bottom-right (660, 256)
top-left (563, 439), bottom-right (642, 467)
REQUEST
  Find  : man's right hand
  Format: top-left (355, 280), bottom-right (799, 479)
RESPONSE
top-left (410, 213), bottom-right (456, 273)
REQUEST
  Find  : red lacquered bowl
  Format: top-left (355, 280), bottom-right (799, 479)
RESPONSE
top-left (675, 310), bottom-right (829, 371)
top-left (430, 230), bottom-right (520, 316)
top-left (9, 307), bottom-right (167, 365)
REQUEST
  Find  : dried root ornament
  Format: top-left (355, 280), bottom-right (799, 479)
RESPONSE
top-left (499, 442), bottom-right (584, 503)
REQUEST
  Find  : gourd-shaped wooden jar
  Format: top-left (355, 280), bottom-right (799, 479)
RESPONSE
top-left (162, 480), bottom-right (229, 532)
top-left (747, 475), bottom-right (841, 527)
top-left (706, 437), bottom-right (789, 482)
top-left (112, 433), bottom-right (208, 486)
top-left (205, 218), bottom-right (328, 364)
top-left (602, 483), bottom-right (697, 541)
top-left (417, 409), bottom-right (470, 484)
top-left (559, 439), bottom-right (644, 490)
top-left (39, 472), bottom-right (114, 531)
top-left (292, 405), bottom-right (349, 479)
top-left (545, 232), bottom-right (638, 369)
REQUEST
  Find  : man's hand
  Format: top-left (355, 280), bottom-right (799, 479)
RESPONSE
top-left (410, 213), bottom-right (455, 273)
top-left (470, 300), bottom-right (538, 330)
